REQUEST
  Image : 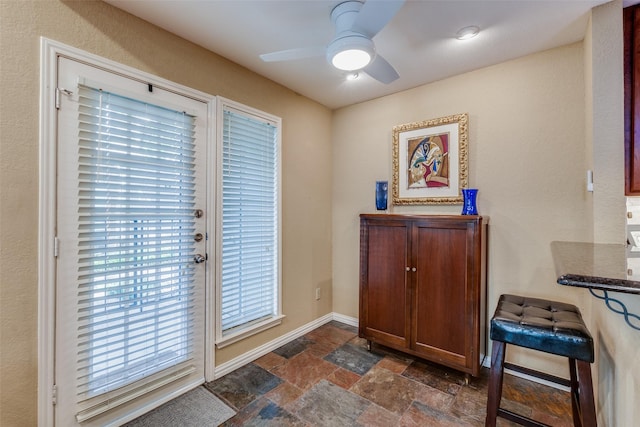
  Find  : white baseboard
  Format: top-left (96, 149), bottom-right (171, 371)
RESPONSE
top-left (213, 312), bottom-right (357, 379)
top-left (331, 312), bottom-right (358, 328)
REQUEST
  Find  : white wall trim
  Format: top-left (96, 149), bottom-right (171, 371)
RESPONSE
top-left (332, 312), bottom-right (359, 328)
top-left (38, 36), bottom-right (59, 427)
top-left (213, 312), bottom-right (356, 378)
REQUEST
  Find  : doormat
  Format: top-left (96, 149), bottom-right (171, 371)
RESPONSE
top-left (123, 386), bottom-right (236, 427)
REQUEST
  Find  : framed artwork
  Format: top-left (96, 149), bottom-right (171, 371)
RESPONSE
top-left (392, 113), bottom-right (468, 205)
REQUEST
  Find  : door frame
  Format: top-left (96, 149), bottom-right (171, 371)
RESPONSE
top-left (38, 38), bottom-right (217, 426)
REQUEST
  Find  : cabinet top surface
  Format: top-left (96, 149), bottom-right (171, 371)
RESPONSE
top-left (360, 213), bottom-right (488, 224)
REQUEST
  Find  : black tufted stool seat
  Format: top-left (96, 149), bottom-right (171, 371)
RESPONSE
top-left (485, 294), bottom-right (596, 427)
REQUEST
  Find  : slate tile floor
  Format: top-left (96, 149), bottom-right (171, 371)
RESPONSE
top-left (205, 321), bottom-right (573, 426)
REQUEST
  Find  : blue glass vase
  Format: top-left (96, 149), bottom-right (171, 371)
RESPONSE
top-left (461, 188), bottom-right (478, 215)
top-left (375, 181), bottom-right (388, 210)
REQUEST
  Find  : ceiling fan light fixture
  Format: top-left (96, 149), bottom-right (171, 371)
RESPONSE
top-left (456, 25), bottom-right (480, 40)
top-left (332, 48), bottom-right (371, 71)
top-left (327, 35), bottom-right (375, 71)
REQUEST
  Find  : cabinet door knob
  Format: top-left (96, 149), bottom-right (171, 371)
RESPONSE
top-left (406, 267), bottom-right (410, 271)
top-left (412, 267), bottom-right (417, 272)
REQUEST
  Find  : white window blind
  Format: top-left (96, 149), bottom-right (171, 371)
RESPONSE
top-left (75, 84), bottom-right (197, 401)
top-left (221, 107), bottom-right (279, 334)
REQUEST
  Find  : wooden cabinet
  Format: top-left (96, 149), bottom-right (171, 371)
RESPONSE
top-left (625, 4), bottom-right (640, 195)
top-left (359, 214), bottom-right (488, 377)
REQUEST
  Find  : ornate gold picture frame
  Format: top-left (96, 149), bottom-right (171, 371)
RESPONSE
top-left (392, 113), bottom-right (468, 205)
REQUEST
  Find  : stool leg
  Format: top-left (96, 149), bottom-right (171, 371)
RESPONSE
top-left (485, 340), bottom-right (506, 427)
top-left (576, 360), bottom-right (597, 427)
top-left (569, 359), bottom-right (581, 427)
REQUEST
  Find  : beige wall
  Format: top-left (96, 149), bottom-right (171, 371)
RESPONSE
top-left (586, 1), bottom-right (640, 425)
top-left (0, 1), bottom-right (332, 425)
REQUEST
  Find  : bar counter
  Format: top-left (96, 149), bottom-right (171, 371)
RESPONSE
top-left (551, 241), bottom-right (640, 295)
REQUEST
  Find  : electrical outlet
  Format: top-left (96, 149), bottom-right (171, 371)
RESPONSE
top-left (315, 287), bottom-right (321, 300)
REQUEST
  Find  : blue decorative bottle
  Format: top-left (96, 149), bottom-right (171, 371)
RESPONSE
top-left (461, 188), bottom-right (478, 215)
top-left (375, 181), bottom-right (388, 210)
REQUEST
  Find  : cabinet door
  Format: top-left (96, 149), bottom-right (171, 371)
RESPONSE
top-left (359, 220), bottom-right (411, 348)
top-left (411, 221), bottom-right (475, 369)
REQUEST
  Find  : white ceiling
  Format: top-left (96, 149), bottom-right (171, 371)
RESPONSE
top-left (104, 0), bottom-right (612, 109)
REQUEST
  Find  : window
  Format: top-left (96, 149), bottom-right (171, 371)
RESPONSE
top-left (216, 99), bottom-right (282, 346)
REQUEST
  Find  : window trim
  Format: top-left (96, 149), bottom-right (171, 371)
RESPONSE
top-left (214, 97), bottom-right (283, 349)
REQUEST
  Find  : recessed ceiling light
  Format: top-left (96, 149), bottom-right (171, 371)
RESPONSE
top-left (456, 26), bottom-right (480, 40)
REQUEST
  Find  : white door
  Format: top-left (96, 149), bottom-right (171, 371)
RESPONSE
top-left (54, 57), bottom-right (209, 426)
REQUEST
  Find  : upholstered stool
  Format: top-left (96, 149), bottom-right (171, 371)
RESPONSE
top-left (485, 294), bottom-right (596, 427)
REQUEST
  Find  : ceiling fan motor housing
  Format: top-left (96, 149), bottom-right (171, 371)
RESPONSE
top-left (331, 1), bottom-right (362, 31)
top-left (328, 1), bottom-right (376, 70)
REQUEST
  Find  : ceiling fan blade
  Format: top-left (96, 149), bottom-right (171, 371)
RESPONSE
top-left (353, 0), bottom-right (405, 38)
top-left (363, 54), bottom-right (399, 84)
top-left (259, 46), bottom-right (325, 62)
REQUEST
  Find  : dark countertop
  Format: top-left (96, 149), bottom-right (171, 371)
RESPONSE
top-left (551, 241), bottom-right (640, 295)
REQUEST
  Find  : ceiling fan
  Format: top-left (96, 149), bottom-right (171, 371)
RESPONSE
top-left (259, 0), bottom-right (405, 84)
